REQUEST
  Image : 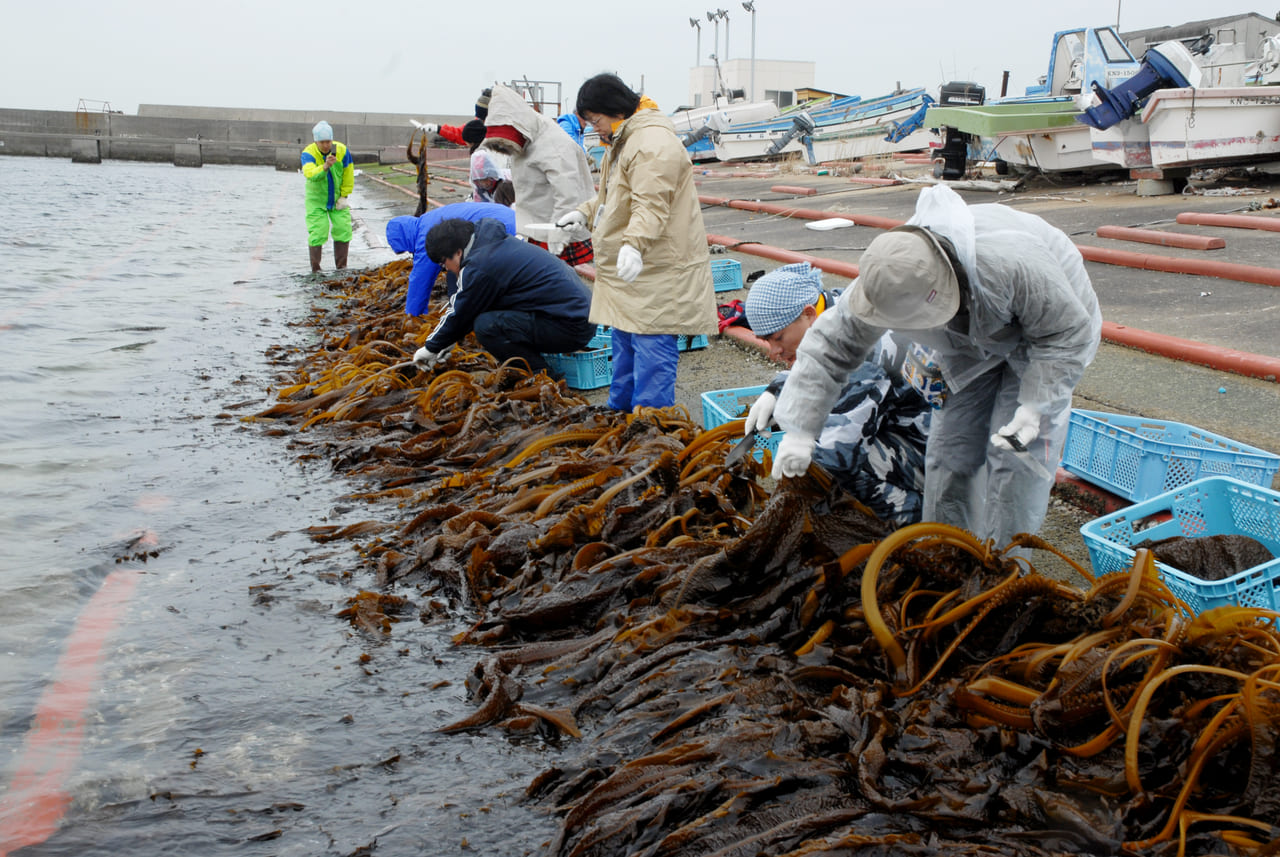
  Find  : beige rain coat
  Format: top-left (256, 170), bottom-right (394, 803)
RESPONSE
top-left (573, 109), bottom-right (718, 336)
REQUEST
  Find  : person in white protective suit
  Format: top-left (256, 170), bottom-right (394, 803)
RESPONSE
top-left (771, 184), bottom-right (1102, 546)
top-left (480, 83), bottom-right (597, 266)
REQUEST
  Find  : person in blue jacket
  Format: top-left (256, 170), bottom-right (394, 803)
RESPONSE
top-left (412, 218), bottom-right (596, 378)
top-left (555, 112), bottom-right (588, 153)
top-left (385, 201), bottom-right (516, 316)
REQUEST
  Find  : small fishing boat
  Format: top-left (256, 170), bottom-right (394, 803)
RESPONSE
top-left (711, 88), bottom-right (936, 163)
top-left (926, 26), bottom-right (1142, 176)
top-left (1081, 34), bottom-right (1280, 171)
top-left (671, 99), bottom-right (781, 161)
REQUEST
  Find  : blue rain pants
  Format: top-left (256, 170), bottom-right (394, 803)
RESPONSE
top-left (606, 329), bottom-right (678, 411)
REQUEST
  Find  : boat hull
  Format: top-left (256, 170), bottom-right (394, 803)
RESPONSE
top-left (713, 90), bottom-right (934, 163)
top-left (1140, 86), bottom-right (1280, 168)
top-left (928, 99), bottom-right (1116, 172)
top-left (1088, 118), bottom-right (1153, 169)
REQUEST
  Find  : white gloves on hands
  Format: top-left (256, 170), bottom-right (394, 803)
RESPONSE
top-left (413, 346), bottom-right (441, 370)
top-left (616, 245), bottom-right (643, 283)
top-left (335, 197), bottom-right (351, 211)
top-left (422, 123), bottom-right (439, 135)
top-left (991, 404), bottom-right (1041, 450)
top-left (555, 210), bottom-right (587, 229)
top-left (744, 391), bottom-right (777, 437)
top-left (554, 210), bottom-right (591, 242)
top-left (771, 433), bottom-right (816, 480)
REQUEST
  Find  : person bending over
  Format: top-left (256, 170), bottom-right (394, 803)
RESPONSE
top-left (385, 201), bottom-right (515, 316)
top-left (412, 218), bottom-right (596, 378)
top-left (771, 184), bottom-right (1101, 546)
top-left (743, 262), bottom-right (934, 524)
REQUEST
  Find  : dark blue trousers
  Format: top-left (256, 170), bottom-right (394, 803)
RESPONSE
top-left (473, 310), bottom-right (594, 376)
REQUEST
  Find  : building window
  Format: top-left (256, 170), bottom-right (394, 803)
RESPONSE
top-left (765, 90), bottom-right (794, 108)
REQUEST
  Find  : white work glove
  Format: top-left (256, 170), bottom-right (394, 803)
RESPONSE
top-left (421, 123), bottom-right (439, 135)
top-left (771, 433), bottom-right (816, 480)
top-left (554, 210), bottom-right (592, 242)
top-left (616, 245), bottom-right (643, 283)
top-left (335, 197), bottom-right (351, 211)
top-left (413, 346), bottom-right (441, 370)
top-left (555, 210), bottom-right (587, 230)
top-left (991, 403), bottom-right (1041, 450)
top-left (744, 391), bottom-right (777, 436)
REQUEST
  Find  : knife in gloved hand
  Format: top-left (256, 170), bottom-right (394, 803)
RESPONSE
top-left (725, 428), bottom-right (760, 467)
top-left (999, 433), bottom-right (1054, 482)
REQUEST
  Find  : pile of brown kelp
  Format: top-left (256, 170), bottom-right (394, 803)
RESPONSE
top-left (252, 261), bottom-right (1280, 856)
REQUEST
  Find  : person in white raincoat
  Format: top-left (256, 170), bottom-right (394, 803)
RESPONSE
top-left (772, 184), bottom-right (1101, 546)
top-left (480, 84), bottom-right (597, 265)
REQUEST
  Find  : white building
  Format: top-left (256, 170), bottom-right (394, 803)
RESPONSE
top-left (686, 58), bottom-right (815, 109)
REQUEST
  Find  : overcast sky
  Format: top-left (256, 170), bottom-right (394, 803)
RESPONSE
top-left (2, 1), bottom-right (1261, 118)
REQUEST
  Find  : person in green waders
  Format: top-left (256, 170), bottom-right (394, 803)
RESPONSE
top-left (300, 120), bottom-right (354, 272)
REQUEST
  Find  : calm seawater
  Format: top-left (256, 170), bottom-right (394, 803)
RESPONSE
top-left (0, 158), bottom-right (560, 856)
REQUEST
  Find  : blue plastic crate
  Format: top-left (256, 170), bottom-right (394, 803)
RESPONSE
top-left (711, 258), bottom-right (743, 292)
top-left (701, 385), bottom-right (783, 461)
top-left (1063, 409), bottom-right (1280, 502)
top-left (678, 334), bottom-right (709, 352)
top-left (1079, 476), bottom-right (1280, 613)
top-left (544, 340), bottom-right (612, 390)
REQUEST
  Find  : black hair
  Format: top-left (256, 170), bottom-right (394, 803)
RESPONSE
top-left (575, 73), bottom-right (641, 119)
top-left (492, 179), bottom-right (515, 207)
top-left (425, 219), bottom-right (475, 264)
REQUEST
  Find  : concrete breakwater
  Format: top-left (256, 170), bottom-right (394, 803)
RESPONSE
top-left (0, 104), bottom-right (471, 168)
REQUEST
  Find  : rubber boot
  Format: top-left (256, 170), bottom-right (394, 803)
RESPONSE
top-left (309, 245), bottom-right (323, 273)
top-left (333, 241), bottom-right (349, 270)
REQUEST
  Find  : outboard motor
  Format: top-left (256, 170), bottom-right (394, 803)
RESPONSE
top-left (681, 111), bottom-right (731, 148)
top-left (939, 81), bottom-right (986, 106)
top-left (885, 94), bottom-right (936, 143)
top-left (765, 110), bottom-right (816, 157)
top-left (1077, 40), bottom-right (1201, 130)
top-left (930, 82), bottom-right (985, 179)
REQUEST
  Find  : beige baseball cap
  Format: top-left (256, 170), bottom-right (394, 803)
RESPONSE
top-left (848, 226), bottom-right (960, 329)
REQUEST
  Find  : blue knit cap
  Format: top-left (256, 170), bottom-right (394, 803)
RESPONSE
top-left (744, 262), bottom-right (823, 336)
top-left (312, 120), bottom-right (334, 142)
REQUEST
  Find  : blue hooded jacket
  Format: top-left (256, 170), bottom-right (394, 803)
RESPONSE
top-left (421, 217), bottom-right (592, 355)
top-left (385, 202), bottom-right (516, 315)
top-left (555, 113), bottom-right (586, 150)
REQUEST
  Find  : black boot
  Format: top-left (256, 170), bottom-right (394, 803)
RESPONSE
top-left (334, 241), bottom-right (349, 270)
top-left (309, 245), bottom-right (323, 273)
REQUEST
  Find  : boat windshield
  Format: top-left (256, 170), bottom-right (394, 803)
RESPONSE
top-left (1097, 27), bottom-right (1134, 62)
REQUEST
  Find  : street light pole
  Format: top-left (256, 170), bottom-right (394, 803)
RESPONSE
top-left (742, 1), bottom-right (756, 101)
top-left (720, 9), bottom-right (730, 71)
top-left (707, 10), bottom-right (720, 68)
top-left (689, 17), bottom-right (701, 68)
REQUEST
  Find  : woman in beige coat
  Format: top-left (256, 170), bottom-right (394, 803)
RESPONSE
top-left (558, 73), bottom-right (718, 411)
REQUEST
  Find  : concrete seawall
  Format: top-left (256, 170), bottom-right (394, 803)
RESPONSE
top-left (0, 105), bottom-right (471, 169)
